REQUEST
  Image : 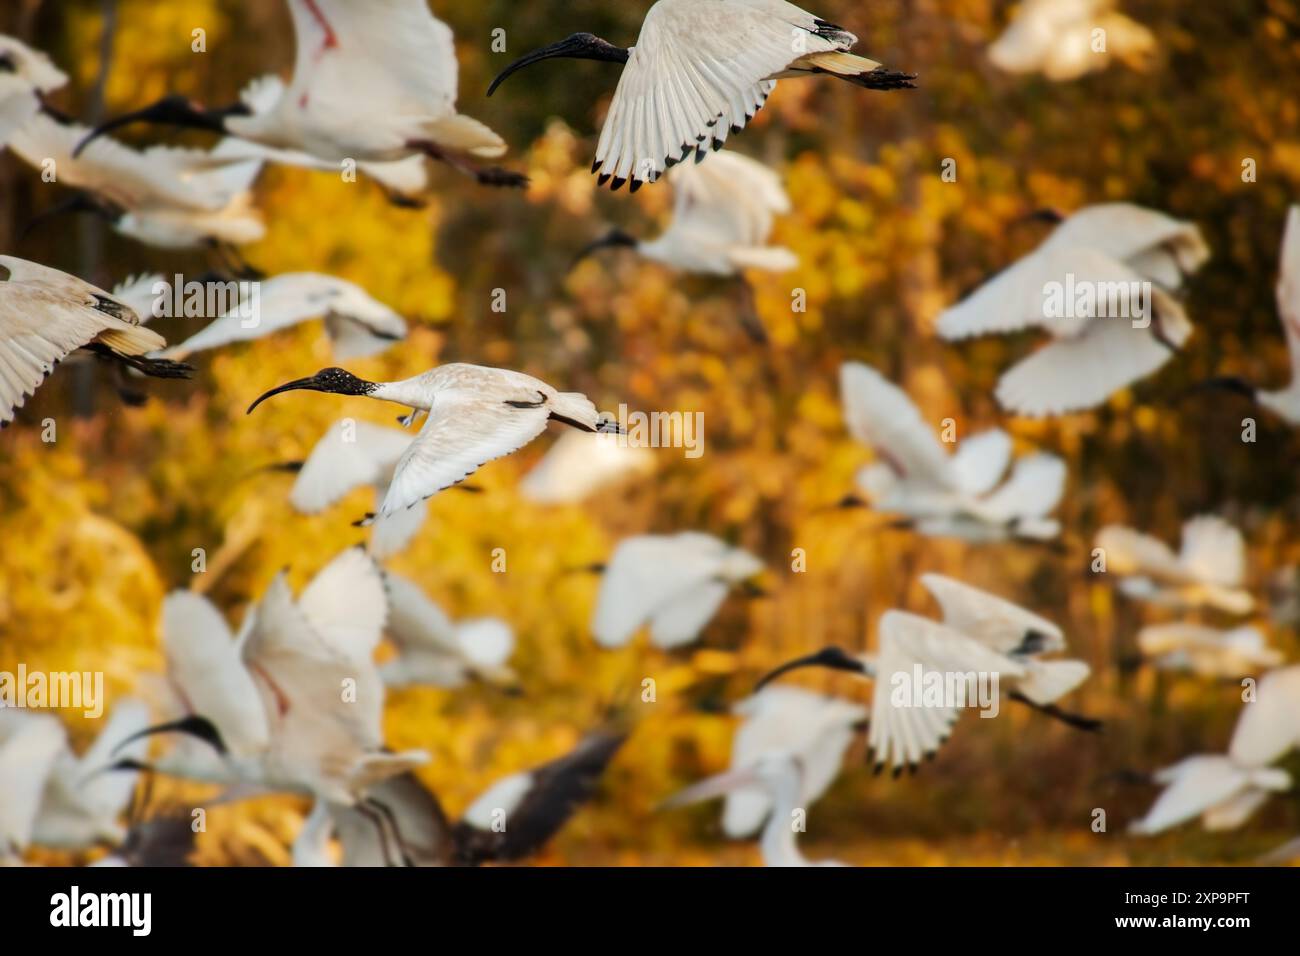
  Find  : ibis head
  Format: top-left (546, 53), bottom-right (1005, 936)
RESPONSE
top-left (755, 646), bottom-right (867, 691)
top-left (488, 33), bottom-right (630, 96)
top-left (572, 228), bottom-right (638, 267)
top-left (247, 367), bottom-right (378, 413)
top-left (74, 95), bottom-right (250, 157)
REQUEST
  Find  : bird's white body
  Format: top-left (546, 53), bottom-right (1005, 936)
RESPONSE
top-left (519, 430), bottom-right (654, 505)
top-left (8, 115), bottom-right (265, 248)
top-left (0, 256), bottom-right (172, 425)
top-left (225, 0), bottom-right (506, 165)
top-left (805, 576), bottom-right (1089, 773)
top-left (1132, 666), bottom-right (1300, 834)
top-left (0, 34), bottom-right (67, 150)
top-left (157, 549), bottom-right (429, 806)
top-left (722, 687), bottom-right (865, 838)
top-left (1096, 515), bottom-right (1255, 615)
top-left (635, 150), bottom-right (797, 275)
top-left (592, 0), bottom-right (890, 188)
top-left (840, 362), bottom-right (1066, 539)
top-left (1137, 624), bottom-right (1283, 679)
top-left (162, 272), bottom-right (406, 361)
top-left (379, 571), bottom-right (516, 689)
top-left (937, 203), bottom-right (1209, 416)
top-left (0, 701), bottom-right (149, 860)
top-left (592, 532), bottom-right (764, 648)
top-left (988, 0), bottom-right (1156, 82)
top-left (668, 751), bottom-right (846, 866)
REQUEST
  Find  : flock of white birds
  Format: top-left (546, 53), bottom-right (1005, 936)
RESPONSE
top-left (0, 0), bottom-right (1298, 867)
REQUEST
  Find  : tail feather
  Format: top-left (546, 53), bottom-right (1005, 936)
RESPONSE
top-left (1017, 660), bottom-right (1091, 706)
top-left (424, 114), bottom-right (507, 159)
top-left (792, 52), bottom-right (916, 90)
top-left (548, 391), bottom-right (604, 432)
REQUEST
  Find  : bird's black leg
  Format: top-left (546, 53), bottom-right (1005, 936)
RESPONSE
top-left (408, 140), bottom-right (529, 189)
top-left (1008, 691), bottom-right (1104, 733)
top-left (365, 797), bottom-right (415, 867)
top-left (354, 801), bottom-right (397, 867)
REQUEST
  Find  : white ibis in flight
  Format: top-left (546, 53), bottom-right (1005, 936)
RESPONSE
top-left (297, 730), bottom-right (626, 866)
top-left (592, 532), bottom-right (765, 649)
top-left (937, 203), bottom-right (1209, 417)
top-left (836, 361), bottom-right (1066, 541)
top-left (0, 256), bottom-right (193, 427)
top-left (574, 148), bottom-right (797, 340)
top-left (247, 363), bottom-right (617, 519)
top-left (574, 148), bottom-right (797, 273)
top-left (988, 0), bottom-right (1156, 82)
top-left (1196, 206), bottom-right (1300, 424)
top-left (77, 0), bottom-right (527, 189)
top-left (486, 0), bottom-right (916, 192)
top-left (380, 570), bottom-right (517, 690)
top-left (1130, 665), bottom-right (1300, 835)
top-left (0, 700), bottom-right (150, 861)
top-left (1094, 515), bottom-right (1255, 615)
top-left (757, 574), bottom-right (1100, 775)
top-left (1137, 624), bottom-right (1284, 680)
top-left (0, 34), bottom-right (67, 149)
top-left (160, 272), bottom-right (407, 362)
top-left (665, 753), bottom-right (846, 866)
top-left (720, 687), bottom-right (866, 841)
top-left (114, 548), bottom-right (432, 866)
top-left (519, 430), bottom-right (655, 505)
top-left (10, 114), bottom-right (265, 263)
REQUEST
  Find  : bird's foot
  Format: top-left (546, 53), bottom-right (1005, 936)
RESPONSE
top-left (477, 166), bottom-right (530, 189)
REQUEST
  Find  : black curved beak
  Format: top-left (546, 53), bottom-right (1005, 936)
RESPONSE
top-left (571, 229), bottom-right (638, 268)
top-left (488, 33), bottom-right (629, 97)
top-left (111, 715), bottom-right (227, 757)
top-left (74, 96), bottom-right (231, 157)
top-left (247, 375), bottom-right (327, 414)
top-left (755, 646), bottom-right (866, 691)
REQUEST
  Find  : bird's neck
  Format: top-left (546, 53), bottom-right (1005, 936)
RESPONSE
top-left (370, 380), bottom-right (432, 411)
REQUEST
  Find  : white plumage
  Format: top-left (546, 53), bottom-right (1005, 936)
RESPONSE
top-left (285, 418), bottom-right (425, 558)
top-left (161, 272), bottom-right (407, 361)
top-left (84, 0), bottom-right (523, 188)
top-left (721, 687), bottom-right (865, 838)
top-left (1137, 624), bottom-right (1284, 679)
top-left (379, 571), bottom-right (516, 689)
top-left (988, 0), bottom-right (1156, 82)
top-left (937, 203), bottom-right (1209, 417)
top-left (9, 114), bottom-right (265, 249)
top-left (153, 549), bottom-right (429, 808)
top-left (1096, 515), bottom-right (1254, 615)
top-left (592, 532), bottom-right (764, 649)
top-left (1131, 666), bottom-right (1300, 834)
top-left (635, 150), bottom-right (797, 274)
top-left (489, 0), bottom-right (912, 192)
top-left (0, 34), bottom-right (67, 150)
top-left (0, 256), bottom-right (189, 426)
top-left (840, 361), bottom-right (1065, 540)
top-left (519, 430), bottom-right (655, 505)
top-left (247, 363), bottom-right (614, 518)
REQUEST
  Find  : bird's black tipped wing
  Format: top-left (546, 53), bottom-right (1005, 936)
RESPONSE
top-left (453, 730), bottom-right (626, 865)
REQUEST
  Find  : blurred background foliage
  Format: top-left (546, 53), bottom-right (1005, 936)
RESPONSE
top-left (2, 0), bottom-right (1300, 865)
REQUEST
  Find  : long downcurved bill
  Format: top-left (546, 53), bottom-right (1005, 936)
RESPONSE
top-left (246, 377), bottom-right (324, 414)
top-left (754, 650), bottom-right (864, 691)
top-left (110, 715), bottom-right (227, 757)
top-left (488, 39), bottom-right (597, 96)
